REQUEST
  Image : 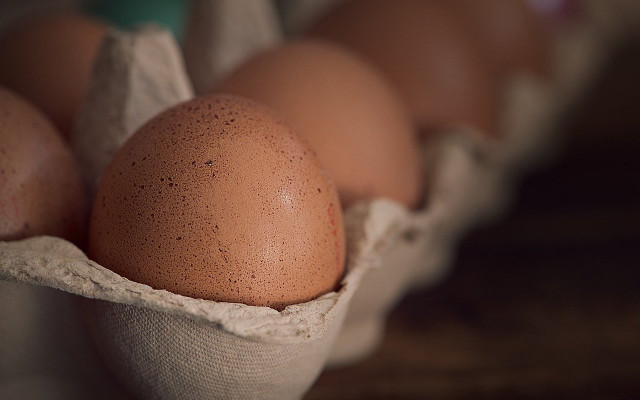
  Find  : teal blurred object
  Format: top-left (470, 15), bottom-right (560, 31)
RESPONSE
top-left (86, 0), bottom-right (187, 40)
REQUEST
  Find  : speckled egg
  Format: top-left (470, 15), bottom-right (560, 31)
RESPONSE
top-left (88, 94), bottom-right (346, 310)
top-left (309, 0), bottom-right (499, 136)
top-left (216, 40), bottom-right (423, 209)
top-left (0, 87), bottom-right (86, 243)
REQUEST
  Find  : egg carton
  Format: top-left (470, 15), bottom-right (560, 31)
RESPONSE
top-left (0, 22), bottom-right (355, 399)
top-left (274, 0), bottom-right (615, 367)
top-left (0, 0), bottom-right (618, 399)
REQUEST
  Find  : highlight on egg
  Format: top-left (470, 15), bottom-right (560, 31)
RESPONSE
top-left (216, 39), bottom-right (424, 209)
top-left (88, 94), bottom-right (346, 310)
top-left (0, 87), bottom-right (87, 243)
top-left (0, 12), bottom-right (106, 138)
top-left (309, 0), bottom-right (499, 137)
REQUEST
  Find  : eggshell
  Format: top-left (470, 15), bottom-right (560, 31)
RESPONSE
top-left (216, 40), bottom-right (423, 209)
top-left (309, 0), bottom-right (499, 136)
top-left (88, 94), bottom-right (346, 310)
top-left (444, 0), bottom-right (551, 77)
top-left (0, 12), bottom-right (106, 137)
top-left (0, 87), bottom-right (86, 243)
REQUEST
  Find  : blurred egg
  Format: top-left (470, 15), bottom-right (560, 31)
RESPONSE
top-left (0, 87), bottom-right (87, 244)
top-left (309, 0), bottom-right (499, 136)
top-left (89, 95), bottom-right (346, 310)
top-left (0, 12), bottom-right (106, 138)
top-left (444, 0), bottom-right (550, 77)
top-left (217, 40), bottom-right (423, 209)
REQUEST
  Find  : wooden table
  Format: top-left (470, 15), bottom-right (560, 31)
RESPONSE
top-left (305, 40), bottom-right (640, 400)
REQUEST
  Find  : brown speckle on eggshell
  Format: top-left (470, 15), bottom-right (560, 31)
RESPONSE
top-left (216, 40), bottom-right (423, 209)
top-left (88, 94), bottom-right (346, 310)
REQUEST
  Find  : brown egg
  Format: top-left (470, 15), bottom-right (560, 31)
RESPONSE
top-left (0, 87), bottom-right (86, 243)
top-left (443, 0), bottom-right (550, 77)
top-left (309, 0), bottom-right (499, 136)
top-left (216, 40), bottom-right (423, 209)
top-left (88, 95), bottom-right (346, 310)
top-left (0, 12), bottom-right (106, 138)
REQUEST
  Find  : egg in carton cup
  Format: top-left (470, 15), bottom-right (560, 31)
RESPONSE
top-left (0, 2), bottom-right (618, 399)
top-left (0, 24), bottom-right (324, 400)
top-left (185, 0), bottom-right (620, 374)
top-left (182, 0), bottom-right (505, 367)
top-left (270, 0), bottom-right (615, 367)
top-left (0, 14), bottom-right (375, 399)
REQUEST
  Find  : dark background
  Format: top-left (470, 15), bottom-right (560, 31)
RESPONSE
top-left (306, 39), bottom-right (640, 400)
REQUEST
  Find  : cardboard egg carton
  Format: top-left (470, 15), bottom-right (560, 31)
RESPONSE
top-left (275, 0), bottom-right (615, 367)
top-left (0, 0), bottom-right (619, 398)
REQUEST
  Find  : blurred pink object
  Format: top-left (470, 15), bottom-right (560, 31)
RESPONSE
top-left (525, 0), bottom-right (581, 25)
